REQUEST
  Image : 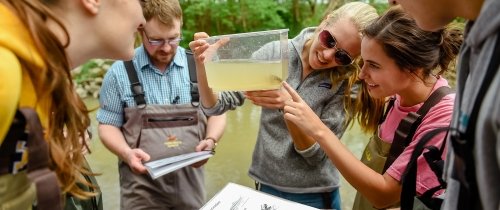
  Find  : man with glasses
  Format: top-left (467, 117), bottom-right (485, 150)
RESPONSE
top-left (96, 0), bottom-right (226, 209)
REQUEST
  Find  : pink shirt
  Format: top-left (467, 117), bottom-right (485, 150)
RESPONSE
top-left (379, 77), bottom-right (455, 196)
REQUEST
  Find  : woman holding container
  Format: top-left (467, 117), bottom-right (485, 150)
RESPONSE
top-left (189, 2), bottom-right (378, 209)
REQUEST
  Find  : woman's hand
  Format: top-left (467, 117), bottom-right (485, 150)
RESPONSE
top-left (189, 32), bottom-right (210, 63)
top-left (282, 82), bottom-right (326, 137)
top-left (189, 32), bottom-right (229, 64)
top-left (245, 88), bottom-right (291, 109)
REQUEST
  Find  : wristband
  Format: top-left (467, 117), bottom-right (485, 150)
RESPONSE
top-left (204, 137), bottom-right (218, 150)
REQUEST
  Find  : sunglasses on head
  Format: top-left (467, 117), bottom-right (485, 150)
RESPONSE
top-left (318, 30), bottom-right (354, 66)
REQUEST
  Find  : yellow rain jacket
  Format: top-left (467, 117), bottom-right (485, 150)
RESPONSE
top-left (0, 3), bottom-right (51, 209)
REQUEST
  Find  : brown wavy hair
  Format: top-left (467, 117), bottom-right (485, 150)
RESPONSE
top-left (143, 0), bottom-right (182, 27)
top-left (356, 6), bottom-right (463, 133)
top-left (4, 0), bottom-right (95, 199)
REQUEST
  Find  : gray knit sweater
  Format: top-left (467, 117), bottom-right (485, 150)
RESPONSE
top-left (203, 27), bottom-right (354, 193)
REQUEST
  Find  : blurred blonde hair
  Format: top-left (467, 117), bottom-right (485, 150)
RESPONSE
top-left (316, 2), bottom-right (379, 128)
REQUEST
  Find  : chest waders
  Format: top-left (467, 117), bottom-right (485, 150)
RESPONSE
top-left (118, 51), bottom-right (208, 210)
top-left (352, 86), bottom-right (452, 210)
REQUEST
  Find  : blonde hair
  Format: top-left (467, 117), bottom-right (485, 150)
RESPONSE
top-left (316, 2), bottom-right (379, 128)
top-left (142, 0), bottom-right (182, 28)
top-left (323, 2), bottom-right (379, 34)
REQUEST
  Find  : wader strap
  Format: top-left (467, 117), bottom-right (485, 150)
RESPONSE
top-left (379, 97), bottom-right (395, 125)
top-left (19, 108), bottom-right (62, 210)
top-left (124, 60), bottom-right (146, 106)
top-left (400, 127), bottom-right (450, 210)
top-left (123, 51), bottom-right (199, 106)
top-left (185, 50), bottom-right (200, 106)
top-left (450, 34), bottom-right (500, 209)
top-left (383, 86), bottom-right (453, 173)
top-left (186, 50), bottom-right (197, 85)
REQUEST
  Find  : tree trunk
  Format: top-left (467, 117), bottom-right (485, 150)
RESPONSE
top-left (292, 0), bottom-right (300, 25)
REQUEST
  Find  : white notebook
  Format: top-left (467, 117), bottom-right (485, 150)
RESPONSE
top-left (201, 182), bottom-right (320, 210)
top-left (144, 150), bottom-right (214, 179)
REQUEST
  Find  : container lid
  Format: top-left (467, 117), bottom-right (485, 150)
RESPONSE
top-left (205, 29), bottom-right (289, 41)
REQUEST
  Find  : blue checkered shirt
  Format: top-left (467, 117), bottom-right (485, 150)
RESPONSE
top-left (97, 46), bottom-right (192, 127)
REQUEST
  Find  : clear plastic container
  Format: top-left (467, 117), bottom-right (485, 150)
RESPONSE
top-left (204, 29), bottom-right (289, 91)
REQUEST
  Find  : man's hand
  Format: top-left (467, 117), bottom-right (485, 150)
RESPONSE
top-left (191, 139), bottom-right (217, 168)
top-left (124, 148), bottom-right (151, 174)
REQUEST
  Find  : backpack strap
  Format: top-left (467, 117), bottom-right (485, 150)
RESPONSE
top-left (400, 126), bottom-right (451, 210)
top-left (383, 86), bottom-right (453, 173)
top-left (124, 60), bottom-right (146, 106)
top-left (185, 50), bottom-right (200, 106)
top-left (423, 144), bottom-right (447, 187)
top-left (19, 108), bottom-right (63, 210)
top-left (379, 97), bottom-right (395, 125)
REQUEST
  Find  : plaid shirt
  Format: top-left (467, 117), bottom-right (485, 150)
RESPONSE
top-left (97, 46), bottom-right (191, 127)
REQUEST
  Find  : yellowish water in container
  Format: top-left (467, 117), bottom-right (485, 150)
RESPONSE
top-left (205, 60), bottom-right (283, 91)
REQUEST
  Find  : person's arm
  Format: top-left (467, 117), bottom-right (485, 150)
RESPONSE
top-left (192, 113), bottom-right (227, 167)
top-left (189, 32), bottom-right (245, 115)
top-left (98, 124), bottom-right (150, 174)
top-left (244, 88), bottom-right (319, 150)
top-left (191, 32), bottom-right (219, 108)
top-left (195, 113), bottom-right (227, 152)
top-left (285, 120), bottom-right (316, 150)
top-left (282, 82), bottom-right (401, 208)
top-left (241, 39), bottom-right (317, 152)
top-left (95, 62), bottom-right (150, 174)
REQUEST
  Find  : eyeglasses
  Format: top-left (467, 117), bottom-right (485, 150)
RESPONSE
top-left (318, 30), bottom-right (354, 66)
top-left (141, 29), bottom-right (182, 47)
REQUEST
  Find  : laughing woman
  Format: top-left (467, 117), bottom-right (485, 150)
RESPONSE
top-left (282, 7), bottom-right (462, 210)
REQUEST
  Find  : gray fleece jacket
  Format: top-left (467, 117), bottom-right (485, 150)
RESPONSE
top-left (203, 27), bottom-right (354, 193)
top-left (442, 0), bottom-right (500, 209)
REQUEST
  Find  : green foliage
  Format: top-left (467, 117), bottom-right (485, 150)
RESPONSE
top-left (179, 0), bottom-right (347, 48)
top-left (372, 2), bottom-right (390, 15)
top-left (71, 59), bottom-right (112, 98)
top-left (178, 0), bottom-right (392, 48)
top-left (73, 61), bottom-right (99, 84)
top-left (180, 0), bottom-right (290, 48)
